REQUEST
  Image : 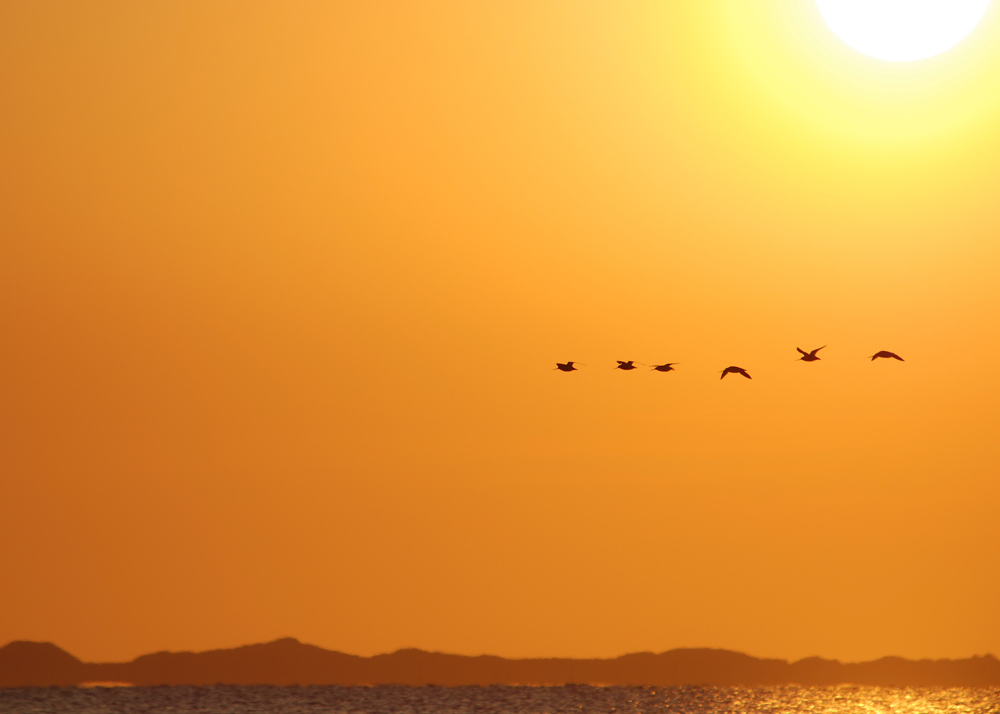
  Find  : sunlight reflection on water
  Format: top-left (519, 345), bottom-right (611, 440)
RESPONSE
top-left (2, 684), bottom-right (999, 714)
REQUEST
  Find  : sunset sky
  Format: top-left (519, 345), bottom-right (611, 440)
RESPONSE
top-left (2, 1), bottom-right (999, 665)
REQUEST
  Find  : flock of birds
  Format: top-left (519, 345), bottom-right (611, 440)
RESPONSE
top-left (555, 347), bottom-right (905, 379)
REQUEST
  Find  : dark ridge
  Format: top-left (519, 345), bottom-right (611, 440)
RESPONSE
top-left (89, 637), bottom-right (365, 686)
top-left (2, 639), bottom-right (999, 688)
top-left (0, 641), bottom-right (85, 687)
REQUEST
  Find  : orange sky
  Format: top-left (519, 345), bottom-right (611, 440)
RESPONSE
top-left (2, 1), bottom-right (999, 665)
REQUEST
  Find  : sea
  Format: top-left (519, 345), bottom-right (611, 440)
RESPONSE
top-left (2, 685), bottom-right (999, 714)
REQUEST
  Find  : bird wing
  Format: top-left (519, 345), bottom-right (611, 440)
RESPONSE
top-left (813, 346), bottom-right (826, 355)
top-left (796, 347), bottom-right (808, 356)
top-left (892, 353), bottom-right (904, 361)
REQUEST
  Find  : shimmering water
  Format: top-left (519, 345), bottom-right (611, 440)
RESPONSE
top-left (2, 685), bottom-right (999, 714)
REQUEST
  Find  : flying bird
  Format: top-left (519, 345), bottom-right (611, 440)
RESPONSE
top-left (650, 363), bottom-right (678, 372)
top-left (797, 346), bottom-right (825, 362)
top-left (871, 351), bottom-right (904, 361)
top-left (721, 366), bottom-right (751, 380)
top-left (615, 361), bottom-right (640, 371)
top-left (555, 362), bottom-right (582, 372)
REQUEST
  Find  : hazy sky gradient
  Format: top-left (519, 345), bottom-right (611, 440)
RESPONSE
top-left (2, 1), bottom-right (999, 664)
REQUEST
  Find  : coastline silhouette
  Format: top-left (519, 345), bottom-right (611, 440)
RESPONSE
top-left (2, 639), bottom-right (998, 688)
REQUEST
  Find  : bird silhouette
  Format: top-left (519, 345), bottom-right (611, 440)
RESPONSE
top-left (555, 362), bottom-right (582, 372)
top-left (797, 346), bottom-right (825, 362)
top-left (720, 366), bottom-right (751, 380)
top-left (651, 363), bottom-right (678, 372)
top-left (871, 351), bottom-right (904, 361)
top-left (615, 360), bottom-right (640, 371)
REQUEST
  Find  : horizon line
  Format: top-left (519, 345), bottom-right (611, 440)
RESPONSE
top-left (6, 638), bottom-right (997, 666)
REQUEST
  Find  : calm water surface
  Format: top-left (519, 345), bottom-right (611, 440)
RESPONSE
top-left (2, 685), bottom-right (999, 714)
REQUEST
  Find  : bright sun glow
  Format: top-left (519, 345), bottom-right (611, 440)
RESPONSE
top-left (815, 0), bottom-right (991, 61)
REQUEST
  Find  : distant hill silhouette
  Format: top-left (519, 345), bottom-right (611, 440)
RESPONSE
top-left (0, 642), bottom-right (87, 687)
top-left (2, 638), bottom-right (999, 687)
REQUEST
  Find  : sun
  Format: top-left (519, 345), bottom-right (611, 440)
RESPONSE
top-left (815, 0), bottom-right (991, 61)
